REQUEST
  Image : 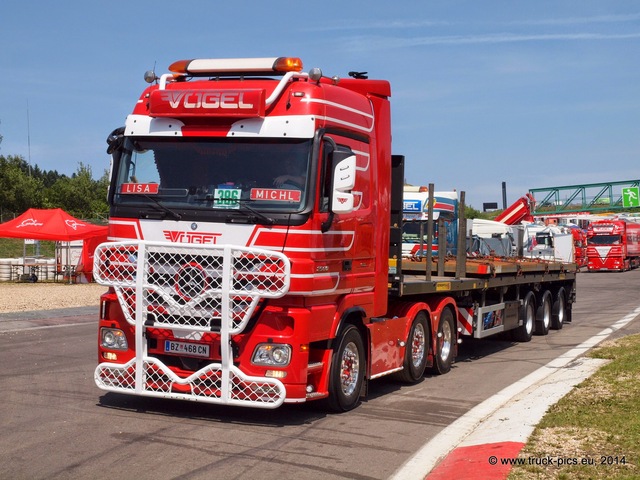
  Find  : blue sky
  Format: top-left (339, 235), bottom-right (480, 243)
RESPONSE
top-left (1, 1), bottom-right (639, 209)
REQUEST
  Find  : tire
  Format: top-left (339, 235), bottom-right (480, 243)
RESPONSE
top-left (431, 308), bottom-right (455, 375)
top-left (535, 291), bottom-right (552, 336)
top-left (327, 325), bottom-right (365, 412)
top-left (551, 288), bottom-right (566, 330)
top-left (513, 292), bottom-right (535, 342)
top-left (396, 312), bottom-right (428, 383)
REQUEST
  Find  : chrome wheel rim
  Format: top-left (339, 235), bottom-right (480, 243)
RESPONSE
top-left (439, 320), bottom-right (452, 362)
top-left (557, 296), bottom-right (565, 324)
top-left (340, 342), bottom-right (360, 396)
top-left (526, 303), bottom-right (534, 334)
top-left (543, 299), bottom-right (551, 329)
top-left (411, 323), bottom-right (426, 368)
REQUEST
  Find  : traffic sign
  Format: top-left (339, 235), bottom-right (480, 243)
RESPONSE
top-left (622, 187), bottom-right (640, 208)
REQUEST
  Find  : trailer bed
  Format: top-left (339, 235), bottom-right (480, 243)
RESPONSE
top-left (396, 257), bottom-right (577, 296)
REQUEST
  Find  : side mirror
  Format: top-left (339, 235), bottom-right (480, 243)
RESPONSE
top-left (331, 154), bottom-right (356, 214)
top-left (106, 126), bottom-right (125, 154)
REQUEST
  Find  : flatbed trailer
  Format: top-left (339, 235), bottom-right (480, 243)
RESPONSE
top-left (398, 257), bottom-right (576, 333)
top-left (389, 177), bottom-right (576, 345)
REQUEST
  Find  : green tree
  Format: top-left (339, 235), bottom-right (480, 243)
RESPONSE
top-left (1, 155), bottom-right (108, 221)
top-left (0, 155), bottom-right (46, 214)
top-left (464, 204), bottom-right (498, 220)
top-left (47, 163), bottom-right (109, 219)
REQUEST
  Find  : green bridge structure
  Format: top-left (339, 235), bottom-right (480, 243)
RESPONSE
top-left (530, 180), bottom-right (640, 215)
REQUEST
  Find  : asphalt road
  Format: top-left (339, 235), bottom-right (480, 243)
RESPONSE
top-left (1, 270), bottom-right (639, 480)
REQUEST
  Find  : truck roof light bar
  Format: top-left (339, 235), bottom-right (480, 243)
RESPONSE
top-left (168, 57), bottom-right (303, 76)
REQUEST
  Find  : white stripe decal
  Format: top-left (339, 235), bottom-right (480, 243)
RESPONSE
top-left (352, 149), bottom-right (371, 172)
top-left (301, 97), bottom-right (374, 120)
top-left (301, 97), bottom-right (375, 133)
top-left (250, 228), bottom-right (355, 252)
top-left (289, 272), bottom-right (340, 295)
top-left (314, 115), bottom-right (374, 134)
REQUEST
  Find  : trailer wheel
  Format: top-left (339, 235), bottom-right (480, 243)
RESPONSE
top-left (327, 325), bottom-right (365, 412)
top-left (551, 288), bottom-right (566, 330)
top-left (513, 292), bottom-right (535, 342)
top-left (396, 312), bottom-right (429, 383)
top-left (535, 291), bottom-right (552, 336)
top-left (431, 308), bottom-right (455, 375)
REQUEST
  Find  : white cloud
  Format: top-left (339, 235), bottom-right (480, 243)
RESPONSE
top-left (514, 13), bottom-right (640, 26)
top-left (341, 32), bottom-right (640, 52)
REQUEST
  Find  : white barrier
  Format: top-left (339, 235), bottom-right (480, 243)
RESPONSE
top-left (0, 257), bottom-right (58, 282)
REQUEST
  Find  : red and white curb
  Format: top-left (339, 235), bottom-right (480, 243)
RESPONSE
top-left (423, 357), bottom-right (607, 479)
top-left (389, 305), bottom-right (640, 480)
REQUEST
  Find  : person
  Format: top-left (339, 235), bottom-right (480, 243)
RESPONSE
top-left (273, 158), bottom-right (306, 188)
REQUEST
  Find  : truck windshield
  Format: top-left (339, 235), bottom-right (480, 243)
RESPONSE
top-left (402, 222), bottom-right (428, 244)
top-left (113, 137), bottom-right (312, 213)
top-left (589, 234), bottom-right (621, 245)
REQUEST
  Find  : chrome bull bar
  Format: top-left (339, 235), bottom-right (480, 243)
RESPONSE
top-left (93, 241), bottom-right (290, 407)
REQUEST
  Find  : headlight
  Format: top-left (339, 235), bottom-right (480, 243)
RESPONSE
top-left (101, 328), bottom-right (128, 350)
top-left (252, 343), bottom-right (291, 366)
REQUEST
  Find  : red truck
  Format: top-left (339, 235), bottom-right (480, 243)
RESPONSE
top-left (587, 219), bottom-right (640, 271)
top-left (94, 56), bottom-right (577, 411)
top-left (570, 227), bottom-right (588, 268)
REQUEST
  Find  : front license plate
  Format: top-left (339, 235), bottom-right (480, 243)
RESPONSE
top-left (164, 340), bottom-right (210, 358)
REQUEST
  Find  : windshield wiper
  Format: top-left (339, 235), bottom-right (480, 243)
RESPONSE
top-left (190, 196), bottom-right (275, 225)
top-left (128, 194), bottom-right (182, 220)
top-left (228, 201), bottom-right (275, 225)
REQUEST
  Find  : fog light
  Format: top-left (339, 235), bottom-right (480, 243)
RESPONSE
top-left (103, 352), bottom-right (118, 361)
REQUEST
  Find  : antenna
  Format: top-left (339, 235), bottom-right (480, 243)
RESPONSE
top-left (27, 100), bottom-right (32, 176)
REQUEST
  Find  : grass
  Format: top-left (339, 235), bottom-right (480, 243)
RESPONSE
top-left (509, 334), bottom-right (640, 479)
top-left (0, 237), bottom-right (56, 258)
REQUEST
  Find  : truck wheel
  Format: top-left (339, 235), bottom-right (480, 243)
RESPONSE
top-left (535, 291), bottom-right (552, 336)
top-left (396, 312), bottom-right (428, 383)
top-left (327, 325), bottom-right (365, 412)
top-left (513, 292), bottom-right (535, 342)
top-left (431, 308), bottom-right (455, 375)
top-left (551, 288), bottom-right (566, 330)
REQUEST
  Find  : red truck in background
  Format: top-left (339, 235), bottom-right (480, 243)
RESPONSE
top-left (587, 219), bottom-right (640, 271)
top-left (93, 56), bottom-right (577, 412)
top-left (570, 227), bottom-right (588, 268)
